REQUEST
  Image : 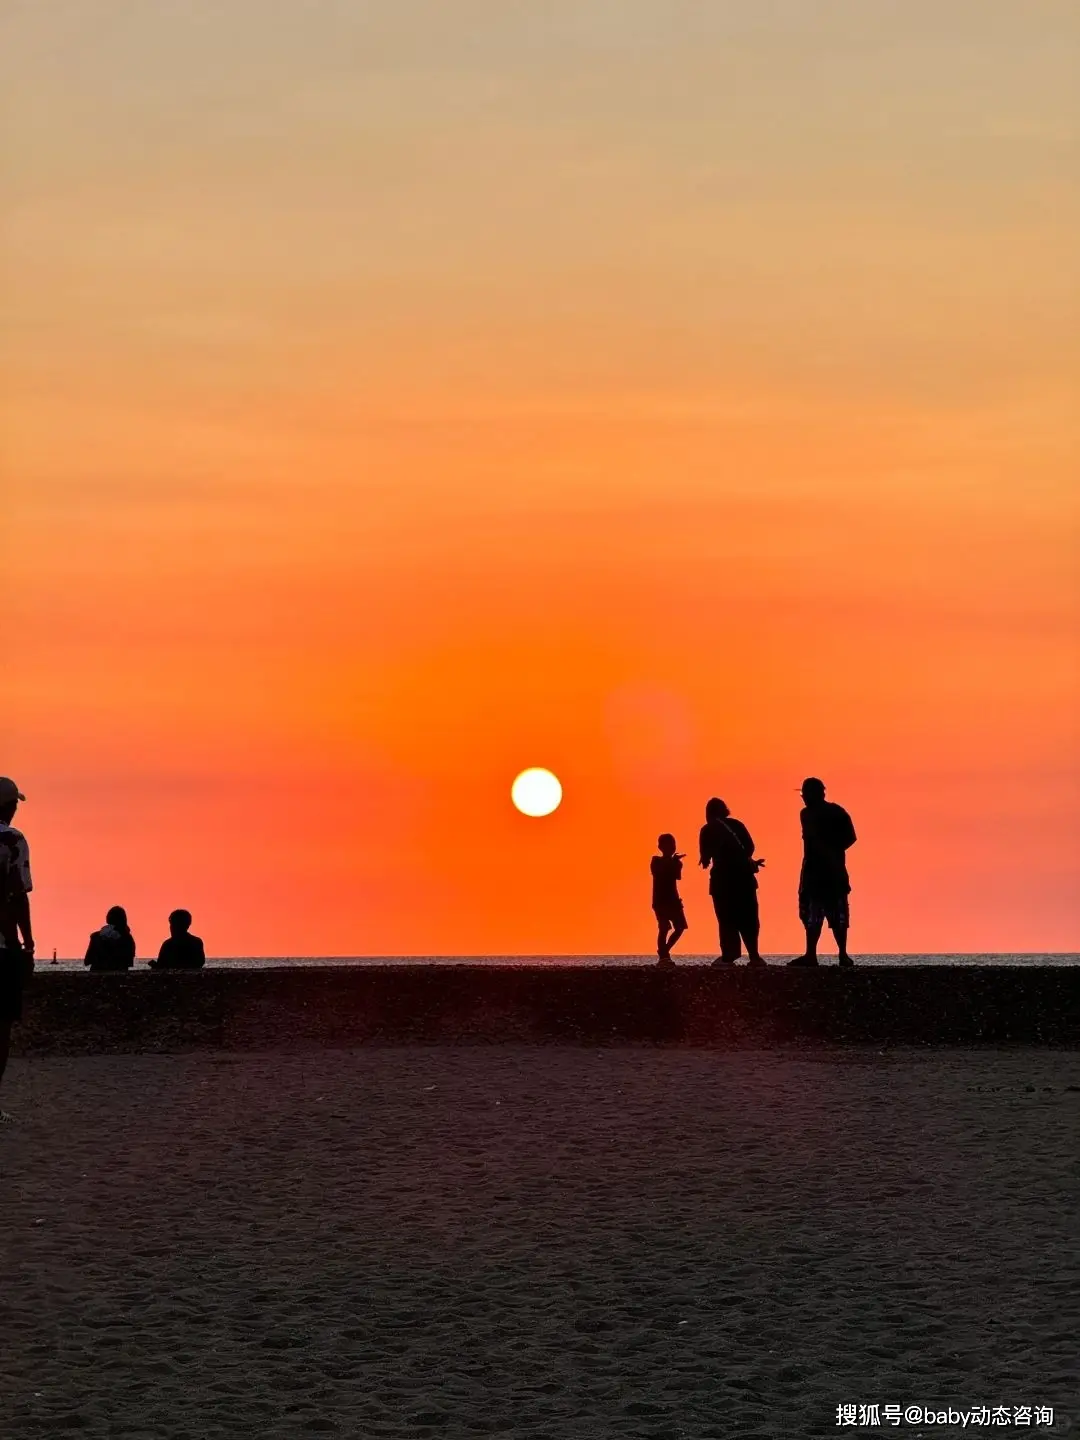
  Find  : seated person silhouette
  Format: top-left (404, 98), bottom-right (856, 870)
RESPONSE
top-left (150, 909), bottom-right (206, 970)
top-left (84, 906), bottom-right (136, 971)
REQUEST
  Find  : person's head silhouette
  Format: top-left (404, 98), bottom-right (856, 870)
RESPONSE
top-left (0, 775), bottom-right (25, 826)
top-left (657, 833), bottom-right (678, 856)
top-left (705, 797), bottom-right (730, 822)
top-left (105, 905), bottom-right (128, 930)
top-left (801, 778), bottom-right (826, 806)
top-left (169, 909), bottom-right (192, 934)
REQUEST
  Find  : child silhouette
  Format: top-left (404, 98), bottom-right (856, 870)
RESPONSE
top-left (651, 833), bottom-right (688, 966)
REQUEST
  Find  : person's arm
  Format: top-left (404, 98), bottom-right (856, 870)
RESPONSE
top-left (194, 937), bottom-right (206, 969)
top-left (731, 820), bottom-right (765, 872)
top-left (741, 824), bottom-right (767, 870)
top-left (123, 933), bottom-right (136, 969)
top-left (698, 825), bottom-right (711, 869)
top-left (13, 891), bottom-right (33, 955)
top-left (12, 838), bottom-right (34, 958)
top-left (84, 934), bottom-right (97, 967)
top-left (841, 809), bottom-right (857, 850)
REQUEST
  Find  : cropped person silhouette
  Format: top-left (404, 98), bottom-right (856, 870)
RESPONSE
top-left (699, 798), bottom-right (765, 966)
top-left (0, 777), bottom-right (34, 1125)
top-left (650, 834), bottom-right (688, 967)
top-left (150, 909), bottom-right (206, 970)
top-left (84, 906), bottom-right (136, 971)
top-left (789, 777), bottom-right (857, 967)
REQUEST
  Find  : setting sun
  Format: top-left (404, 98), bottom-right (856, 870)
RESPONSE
top-left (511, 769), bottom-right (563, 819)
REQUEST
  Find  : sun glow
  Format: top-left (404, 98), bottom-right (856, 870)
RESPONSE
top-left (511, 768), bottom-right (563, 818)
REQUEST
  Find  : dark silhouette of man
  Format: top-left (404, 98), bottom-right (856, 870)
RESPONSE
top-left (699, 797), bottom-right (765, 966)
top-left (85, 906), bottom-right (136, 971)
top-left (0, 777), bottom-right (34, 1124)
top-left (789, 777), bottom-right (857, 967)
top-left (150, 909), bottom-right (206, 970)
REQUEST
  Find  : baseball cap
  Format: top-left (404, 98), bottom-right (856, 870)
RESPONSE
top-left (0, 777), bottom-right (26, 804)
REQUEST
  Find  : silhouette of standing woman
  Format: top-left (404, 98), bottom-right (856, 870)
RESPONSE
top-left (699, 798), bottom-right (765, 967)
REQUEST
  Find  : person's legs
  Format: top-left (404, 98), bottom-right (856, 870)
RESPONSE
top-left (656, 915), bottom-right (672, 960)
top-left (789, 890), bottom-right (822, 965)
top-left (721, 923), bottom-right (741, 962)
top-left (0, 1014), bottom-right (15, 1121)
top-left (741, 892), bottom-right (765, 965)
top-left (667, 915), bottom-right (688, 953)
top-left (827, 896), bottom-right (853, 965)
top-left (709, 894), bottom-right (723, 962)
top-left (714, 897), bottom-right (741, 963)
top-left (803, 919), bottom-right (823, 960)
top-left (0, 941), bottom-right (27, 1116)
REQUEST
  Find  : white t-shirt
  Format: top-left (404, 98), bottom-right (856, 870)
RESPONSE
top-left (0, 822), bottom-right (33, 949)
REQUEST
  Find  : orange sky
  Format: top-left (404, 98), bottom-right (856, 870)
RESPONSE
top-left (3, 2), bottom-right (1078, 955)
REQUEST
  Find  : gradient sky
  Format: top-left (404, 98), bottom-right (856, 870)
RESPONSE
top-left (3, 1), bottom-right (1077, 956)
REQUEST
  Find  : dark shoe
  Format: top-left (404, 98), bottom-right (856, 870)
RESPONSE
top-left (838, 955), bottom-right (855, 968)
top-left (787, 954), bottom-right (819, 967)
top-left (746, 955), bottom-right (767, 967)
top-left (657, 955), bottom-right (675, 969)
top-left (712, 956), bottom-right (737, 967)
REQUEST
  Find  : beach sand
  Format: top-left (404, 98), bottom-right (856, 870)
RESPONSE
top-left (2, 1048), bottom-right (1077, 1439)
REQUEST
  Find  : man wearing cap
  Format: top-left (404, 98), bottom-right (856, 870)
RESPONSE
top-left (0, 778), bottom-right (34, 1123)
top-left (789, 777), bottom-right (857, 967)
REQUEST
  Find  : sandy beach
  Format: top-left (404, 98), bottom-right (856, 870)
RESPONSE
top-left (2, 1047), bottom-right (1077, 1439)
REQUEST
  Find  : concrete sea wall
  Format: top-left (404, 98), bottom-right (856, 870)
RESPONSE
top-left (12, 965), bottom-right (1080, 1053)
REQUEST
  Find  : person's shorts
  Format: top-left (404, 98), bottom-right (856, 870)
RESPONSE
top-left (653, 901), bottom-right (687, 928)
top-left (0, 944), bottom-right (27, 1024)
top-left (799, 888), bottom-right (850, 933)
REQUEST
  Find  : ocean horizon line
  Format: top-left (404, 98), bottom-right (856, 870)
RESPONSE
top-left (37, 952), bottom-right (1080, 967)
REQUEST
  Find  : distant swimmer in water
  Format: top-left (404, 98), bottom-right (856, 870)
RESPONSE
top-left (699, 798), bottom-right (766, 966)
top-left (650, 833), bottom-right (688, 967)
